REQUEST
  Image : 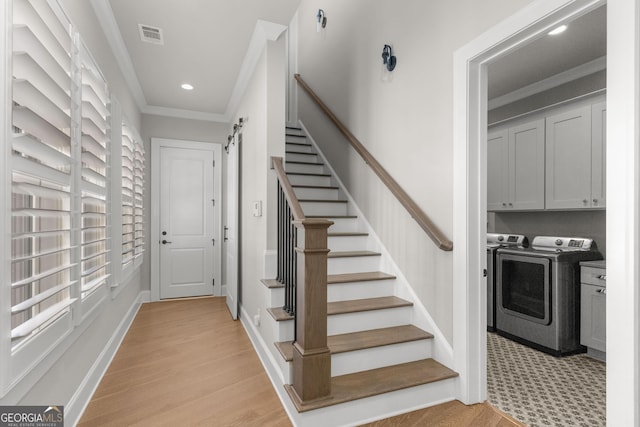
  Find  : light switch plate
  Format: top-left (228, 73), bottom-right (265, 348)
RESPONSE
top-left (252, 200), bottom-right (262, 217)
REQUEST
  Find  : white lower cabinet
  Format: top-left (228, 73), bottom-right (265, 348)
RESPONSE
top-left (580, 262), bottom-right (606, 359)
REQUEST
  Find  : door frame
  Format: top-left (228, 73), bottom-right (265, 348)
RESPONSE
top-left (453, 0), bottom-right (640, 424)
top-left (150, 138), bottom-right (223, 301)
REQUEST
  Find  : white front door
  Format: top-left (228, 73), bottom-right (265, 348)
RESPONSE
top-left (224, 135), bottom-right (240, 319)
top-left (159, 146), bottom-right (215, 299)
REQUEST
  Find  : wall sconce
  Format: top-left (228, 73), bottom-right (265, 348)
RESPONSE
top-left (381, 45), bottom-right (397, 71)
top-left (316, 9), bottom-right (327, 32)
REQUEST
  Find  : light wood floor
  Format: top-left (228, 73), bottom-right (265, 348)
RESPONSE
top-left (78, 297), bottom-right (522, 427)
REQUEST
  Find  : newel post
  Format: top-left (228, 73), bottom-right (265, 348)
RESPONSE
top-left (290, 218), bottom-right (333, 404)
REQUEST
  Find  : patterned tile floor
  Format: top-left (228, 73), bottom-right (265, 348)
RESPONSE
top-left (487, 332), bottom-right (606, 427)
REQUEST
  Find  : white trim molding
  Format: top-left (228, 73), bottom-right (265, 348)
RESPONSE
top-left (488, 55), bottom-right (606, 110)
top-left (453, 0), bottom-right (606, 406)
top-left (89, 1), bottom-right (287, 123)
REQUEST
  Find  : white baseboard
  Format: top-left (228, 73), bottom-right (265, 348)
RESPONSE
top-left (65, 291), bottom-right (146, 426)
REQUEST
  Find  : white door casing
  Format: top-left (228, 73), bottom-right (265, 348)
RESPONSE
top-left (452, 0), bottom-right (607, 406)
top-left (151, 139), bottom-right (222, 301)
top-left (224, 134), bottom-right (240, 319)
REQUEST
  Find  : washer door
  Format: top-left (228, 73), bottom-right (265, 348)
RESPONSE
top-left (498, 253), bottom-right (551, 325)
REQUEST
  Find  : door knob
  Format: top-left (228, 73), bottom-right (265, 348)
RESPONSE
top-left (162, 239), bottom-right (172, 244)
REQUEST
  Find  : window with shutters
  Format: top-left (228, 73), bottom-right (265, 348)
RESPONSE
top-left (10, 0), bottom-right (76, 354)
top-left (121, 124), bottom-right (135, 273)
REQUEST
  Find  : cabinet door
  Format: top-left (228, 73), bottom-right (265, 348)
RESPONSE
top-left (487, 128), bottom-right (509, 211)
top-left (509, 119), bottom-right (545, 210)
top-left (580, 283), bottom-right (606, 352)
top-left (545, 105), bottom-right (592, 209)
top-left (591, 102), bottom-right (606, 208)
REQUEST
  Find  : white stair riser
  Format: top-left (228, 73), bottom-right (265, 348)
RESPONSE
top-left (327, 306), bottom-right (413, 335)
top-left (294, 187), bottom-right (340, 200)
top-left (286, 135), bottom-right (309, 144)
top-left (268, 287), bottom-right (284, 307)
top-left (327, 218), bottom-right (360, 233)
top-left (287, 152), bottom-right (318, 163)
top-left (327, 280), bottom-right (394, 302)
top-left (286, 128), bottom-right (305, 136)
top-left (328, 235), bottom-right (370, 251)
top-left (328, 255), bottom-right (381, 274)
top-left (285, 143), bottom-right (314, 153)
top-left (300, 201), bottom-right (348, 216)
top-left (273, 319), bottom-right (294, 342)
top-left (272, 346), bottom-right (292, 384)
top-left (287, 174), bottom-right (331, 187)
top-left (331, 340), bottom-right (433, 376)
top-left (286, 162), bottom-right (325, 174)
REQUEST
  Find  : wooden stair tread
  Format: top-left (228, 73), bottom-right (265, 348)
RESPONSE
top-left (286, 160), bottom-right (324, 166)
top-left (299, 199), bottom-right (347, 203)
top-left (328, 232), bottom-right (368, 237)
top-left (292, 184), bottom-right (339, 190)
top-left (261, 279), bottom-right (283, 289)
top-left (328, 271), bottom-right (395, 284)
top-left (275, 325), bottom-right (433, 361)
top-left (328, 296), bottom-right (412, 315)
top-left (307, 215), bottom-right (357, 219)
top-left (285, 171), bottom-right (331, 177)
top-left (328, 250), bottom-right (380, 258)
top-left (285, 358), bottom-right (459, 412)
top-left (267, 307), bottom-right (293, 321)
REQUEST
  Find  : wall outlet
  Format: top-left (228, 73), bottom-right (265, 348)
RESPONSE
top-left (253, 310), bottom-right (261, 327)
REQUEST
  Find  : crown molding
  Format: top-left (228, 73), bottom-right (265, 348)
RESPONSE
top-left (89, 0), bottom-right (147, 110)
top-left (90, 1), bottom-right (287, 123)
top-left (224, 20), bottom-right (288, 121)
top-left (488, 55), bottom-right (606, 110)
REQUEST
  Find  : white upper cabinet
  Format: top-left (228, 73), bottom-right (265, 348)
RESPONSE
top-left (591, 101), bottom-right (606, 208)
top-left (545, 103), bottom-right (605, 209)
top-left (488, 119), bottom-right (545, 211)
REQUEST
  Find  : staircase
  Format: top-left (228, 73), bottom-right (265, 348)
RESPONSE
top-left (263, 126), bottom-right (458, 415)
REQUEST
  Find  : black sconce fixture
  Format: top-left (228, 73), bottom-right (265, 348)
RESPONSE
top-left (381, 44), bottom-right (397, 71)
top-left (316, 9), bottom-right (327, 32)
top-left (225, 117), bottom-right (245, 153)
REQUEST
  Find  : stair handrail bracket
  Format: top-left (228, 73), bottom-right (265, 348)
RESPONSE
top-left (294, 74), bottom-right (453, 251)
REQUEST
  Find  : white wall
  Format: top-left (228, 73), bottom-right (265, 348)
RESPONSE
top-left (230, 36), bottom-right (286, 329)
top-left (295, 0), bottom-right (534, 342)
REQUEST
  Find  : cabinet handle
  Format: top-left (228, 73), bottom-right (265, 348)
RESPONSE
top-left (583, 199), bottom-right (588, 205)
top-left (593, 198), bottom-right (598, 205)
top-left (502, 202), bottom-right (507, 207)
top-left (508, 202), bottom-right (513, 207)
top-left (597, 288), bottom-right (606, 294)
top-left (597, 274), bottom-right (606, 281)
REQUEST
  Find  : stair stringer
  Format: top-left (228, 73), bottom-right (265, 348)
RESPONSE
top-left (298, 120), bottom-right (454, 368)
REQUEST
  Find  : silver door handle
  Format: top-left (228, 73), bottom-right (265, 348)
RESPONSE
top-left (162, 239), bottom-right (172, 244)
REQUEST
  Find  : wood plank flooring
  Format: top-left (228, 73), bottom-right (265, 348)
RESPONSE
top-left (78, 297), bottom-right (290, 427)
top-left (78, 297), bottom-right (523, 426)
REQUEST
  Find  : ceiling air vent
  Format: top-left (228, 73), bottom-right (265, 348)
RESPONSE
top-left (138, 24), bottom-right (164, 45)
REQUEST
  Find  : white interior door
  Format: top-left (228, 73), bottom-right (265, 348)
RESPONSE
top-left (225, 137), bottom-right (240, 319)
top-left (159, 146), bottom-right (215, 299)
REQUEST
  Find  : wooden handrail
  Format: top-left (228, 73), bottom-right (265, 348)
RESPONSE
top-left (271, 156), bottom-right (305, 221)
top-left (294, 74), bottom-right (453, 251)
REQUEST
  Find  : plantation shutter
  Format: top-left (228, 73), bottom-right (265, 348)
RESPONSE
top-left (133, 134), bottom-right (145, 263)
top-left (121, 125), bottom-right (135, 270)
top-left (10, 0), bottom-right (76, 344)
top-left (79, 43), bottom-right (110, 298)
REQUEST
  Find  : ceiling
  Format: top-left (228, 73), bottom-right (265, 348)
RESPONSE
top-left (488, 5), bottom-right (606, 101)
top-left (92, 2), bottom-right (605, 123)
top-left (92, 0), bottom-right (301, 121)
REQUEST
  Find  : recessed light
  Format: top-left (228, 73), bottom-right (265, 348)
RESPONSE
top-left (181, 83), bottom-right (194, 91)
top-left (548, 25), bottom-right (567, 36)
